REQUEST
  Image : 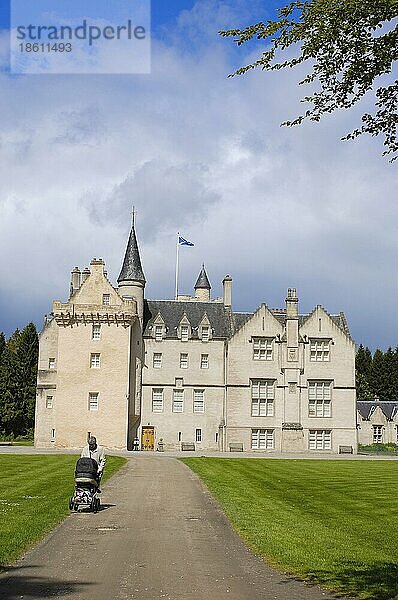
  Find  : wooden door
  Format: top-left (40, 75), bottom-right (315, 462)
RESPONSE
top-left (141, 427), bottom-right (155, 451)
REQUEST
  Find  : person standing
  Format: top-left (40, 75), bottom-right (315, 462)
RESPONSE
top-left (81, 436), bottom-right (106, 488)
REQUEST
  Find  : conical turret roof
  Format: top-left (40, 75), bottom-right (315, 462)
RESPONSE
top-left (118, 225), bottom-right (146, 284)
top-left (194, 265), bottom-right (211, 290)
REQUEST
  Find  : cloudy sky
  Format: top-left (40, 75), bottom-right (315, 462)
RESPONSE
top-left (0, 0), bottom-right (397, 350)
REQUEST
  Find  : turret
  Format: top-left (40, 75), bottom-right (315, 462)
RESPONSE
top-left (194, 265), bottom-right (211, 301)
top-left (118, 224), bottom-right (146, 324)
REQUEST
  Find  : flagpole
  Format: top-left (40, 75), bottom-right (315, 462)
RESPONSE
top-left (175, 232), bottom-right (180, 300)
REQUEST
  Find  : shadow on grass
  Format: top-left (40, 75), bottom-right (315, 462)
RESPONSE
top-left (0, 564), bottom-right (94, 598)
top-left (305, 560), bottom-right (398, 600)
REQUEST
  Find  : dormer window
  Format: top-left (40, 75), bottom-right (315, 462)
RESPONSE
top-left (177, 315), bottom-right (191, 341)
top-left (201, 326), bottom-right (210, 342)
top-left (154, 325), bottom-right (164, 341)
top-left (198, 314), bottom-right (212, 342)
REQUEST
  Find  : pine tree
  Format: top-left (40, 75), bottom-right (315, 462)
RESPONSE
top-left (0, 346), bottom-right (23, 437)
top-left (383, 347), bottom-right (395, 400)
top-left (0, 332), bottom-right (5, 362)
top-left (0, 324), bottom-right (39, 438)
top-left (356, 345), bottom-right (374, 401)
top-left (370, 349), bottom-right (387, 400)
top-left (17, 323), bottom-right (39, 434)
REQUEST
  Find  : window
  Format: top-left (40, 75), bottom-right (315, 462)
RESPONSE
top-left (152, 389), bottom-right (164, 413)
top-left (253, 337), bottom-right (273, 361)
top-left (309, 430), bottom-right (331, 450)
top-left (51, 428), bottom-right (56, 441)
top-left (178, 431), bottom-right (182, 442)
top-left (173, 390), bottom-right (184, 413)
top-left (180, 353), bottom-right (188, 369)
top-left (201, 326), bottom-right (210, 342)
top-left (153, 353), bottom-right (162, 369)
top-left (102, 294), bottom-right (110, 305)
top-left (200, 354), bottom-right (209, 369)
top-left (90, 353), bottom-right (101, 368)
top-left (181, 325), bottom-right (189, 342)
top-left (46, 395), bottom-right (53, 409)
top-left (154, 325), bottom-right (163, 341)
top-left (48, 358), bottom-right (56, 370)
top-left (196, 428), bottom-right (202, 443)
top-left (193, 389), bottom-right (205, 413)
top-left (251, 429), bottom-right (274, 449)
top-left (88, 392), bottom-right (99, 411)
top-left (310, 339), bottom-right (330, 362)
top-left (251, 380), bottom-right (274, 417)
top-left (308, 382), bottom-right (331, 417)
top-left (373, 425), bottom-right (383, 444)
top-left (92, 324), bottom-right (101, 340)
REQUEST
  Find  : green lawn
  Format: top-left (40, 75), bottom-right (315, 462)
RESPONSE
top-left (182, 458), bottom-right (398, 600)
top-left (0, 454), bottom-right (126, 569)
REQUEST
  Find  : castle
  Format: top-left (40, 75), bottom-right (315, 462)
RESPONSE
top-left (35, 224), bottom-right (358, 453)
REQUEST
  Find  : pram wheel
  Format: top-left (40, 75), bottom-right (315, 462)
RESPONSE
top-left (92, 497), bottom-right (100, 513)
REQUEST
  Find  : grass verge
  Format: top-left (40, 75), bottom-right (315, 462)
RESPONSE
top-left (182, 458), bottom-right (398, 600)
top-left (0, 454), bottom-right (126, 569)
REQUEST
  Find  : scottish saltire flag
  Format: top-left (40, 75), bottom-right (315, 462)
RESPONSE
top-left (178, 236), bottom-right (194, 247)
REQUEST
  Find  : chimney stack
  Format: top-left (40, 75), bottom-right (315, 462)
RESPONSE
top-left (223, 275), bottom-right (232, 307)
top-left (71, 267), bottom-right (81, 294)
top-left (81, 267), bottom-right (90, 283)
top-left (286, 288), bottom-right (298, 319)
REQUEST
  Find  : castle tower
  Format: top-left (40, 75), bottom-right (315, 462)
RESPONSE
top-left (194, 265), bottom-right (211, 301)
top-left (118, 224), bottom-right (146, 324)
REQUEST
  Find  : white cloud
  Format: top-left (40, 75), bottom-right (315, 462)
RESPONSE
top-left (0, 0), bottom-right (397, 350)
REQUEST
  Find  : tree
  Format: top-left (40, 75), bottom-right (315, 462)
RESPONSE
top-left (17, 323), bottom-right (39, 433)
top-left (220, 1), bottom-right (398, 160)
top-left (0, 332), bottom-right (5, 362)
top-left (355, 344), bottom-right (373, 400)
top-left (0, 324), bottom-right (39, 438)
top-left (370, 348), bottom-right (387, 399)
top-left (0, 345), bottom-right (23, 437)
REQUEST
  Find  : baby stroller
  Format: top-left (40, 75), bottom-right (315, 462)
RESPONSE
top-left (69, 457), bottom-right (101, 513)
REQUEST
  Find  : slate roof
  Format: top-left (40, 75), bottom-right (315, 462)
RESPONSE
top-left (194, 266), bottom-right (211, 290)
top-left (357, 401), bottom-right (398, 421)
top-left (118, 226), bottom-right (146, 284)
top-left (144, 300), bottom-right (233, 339)
top-left (143, 300), bottom-right (351, 341)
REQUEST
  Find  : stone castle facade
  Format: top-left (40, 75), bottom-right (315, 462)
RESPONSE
top-left (35, 225), bottom-right (358, 453)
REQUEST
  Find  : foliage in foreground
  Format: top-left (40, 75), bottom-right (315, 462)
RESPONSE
top-left (220, 0), bottom-right (398, 160)
top-left (0, 455), bottom-right (126, 568)
top-left (182, 458), bottom-right (398, 600)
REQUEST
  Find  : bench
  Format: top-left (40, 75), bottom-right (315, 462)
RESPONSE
top-left (229, 443), bottom-right (244, 452)
top-left (181, 442), bottom-right (196, 451)
top-left (339, 445), bottom-right (353, 454)
top-left (0, 441), bottom-right (12, 446)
